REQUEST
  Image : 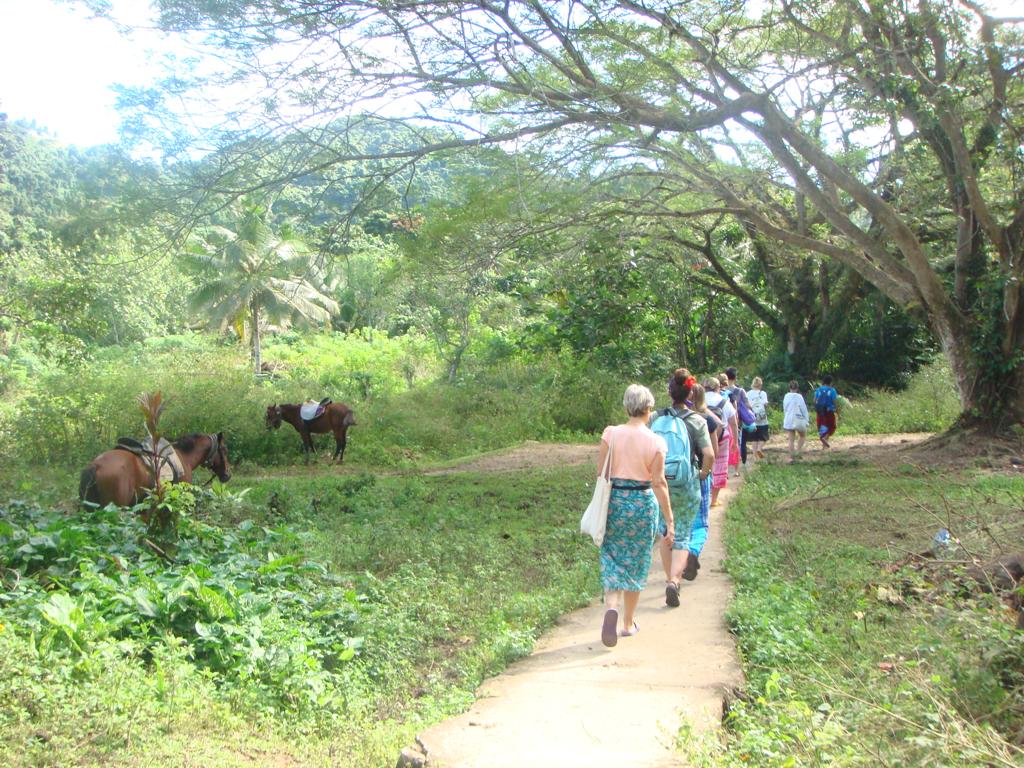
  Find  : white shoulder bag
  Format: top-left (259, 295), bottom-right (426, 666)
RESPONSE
top-left (580, 430), bottom-right (614, 546)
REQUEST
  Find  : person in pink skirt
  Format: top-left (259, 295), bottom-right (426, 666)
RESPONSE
top-left (704, 377), bottom-right (732, 507)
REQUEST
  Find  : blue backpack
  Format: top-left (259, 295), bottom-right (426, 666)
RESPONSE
top-left (814, 386), bottom-right (837, 415)
top-left (650, 408), bottom-right (701, 505)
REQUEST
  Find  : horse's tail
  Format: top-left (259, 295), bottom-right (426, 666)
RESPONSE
top-left (78, 465), bottom-right (100, 506)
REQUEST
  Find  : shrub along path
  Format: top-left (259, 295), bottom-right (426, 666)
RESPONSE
top-left (400, 456), bottom-right (744, 768)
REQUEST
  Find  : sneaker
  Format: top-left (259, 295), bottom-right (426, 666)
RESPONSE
top-left (665, 582), bottom-right (680, 607)
top-left (682, 554), bottom-right (700, 581)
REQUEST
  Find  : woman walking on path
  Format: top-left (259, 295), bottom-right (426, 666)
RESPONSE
top-left (719, 373), bottom-right (742, 479)
top-left (705, 377), bottom-right (732, 507)
top-left (783, 380), bottom-right (809, 462)
top-left (745, 377), bottom-right (770, 460)
top-left (595, 384), bottom-right (674, 648)
top-left (657, 371), bottom-right (715, 608)
top-left (814, 375), bottom-right (839, 449)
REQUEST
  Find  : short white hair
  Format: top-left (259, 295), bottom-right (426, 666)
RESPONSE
top-left (623, 384), bottom-right (655, 417)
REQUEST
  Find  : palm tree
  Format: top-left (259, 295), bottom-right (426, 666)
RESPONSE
top-left (186, 203), bottom-right (339, 373)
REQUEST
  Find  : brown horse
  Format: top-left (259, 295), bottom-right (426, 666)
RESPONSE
top-left (266, 402), bottom-right (356, 462)
top-left (79, 433), bottom-right (231, 508)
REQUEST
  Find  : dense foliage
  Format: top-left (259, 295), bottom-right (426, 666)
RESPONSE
top-left (1, 105), bottom-right (942, 406)
top-left (0, 465), bottom-right (597, 766)
top-left (127, 0), bottom-right (1024, 428)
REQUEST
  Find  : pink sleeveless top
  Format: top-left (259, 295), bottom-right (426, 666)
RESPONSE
top-left (600, 424), bottom-right (666, 482)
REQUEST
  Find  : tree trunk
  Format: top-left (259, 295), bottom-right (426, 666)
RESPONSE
top-left (446, 345), bottom-right (466, 384)
top-left (251, 301), bottom-right (262, 375)
top-left (939, 319), bottom-right (1024, 432)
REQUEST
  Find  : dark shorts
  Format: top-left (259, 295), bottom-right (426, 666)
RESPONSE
top-left (748, 425), bottom-right (769, 442)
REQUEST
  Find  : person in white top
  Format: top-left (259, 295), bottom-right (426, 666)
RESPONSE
top-left (782, 380), bottom-right (809, 462)
top-left (745, 377), bottom-right (770, 461)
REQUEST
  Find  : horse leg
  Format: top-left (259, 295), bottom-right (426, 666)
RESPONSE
top-left (300, 428), bottom-right (315, 462)
top-left (333, 428), bottom-right (347, 462)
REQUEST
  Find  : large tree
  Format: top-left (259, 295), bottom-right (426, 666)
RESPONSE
top-left (136, 0), bottom-right (1023, 429)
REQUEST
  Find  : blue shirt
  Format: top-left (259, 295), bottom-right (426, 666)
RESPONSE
top-left (814, 386), bottom-right (837, 413)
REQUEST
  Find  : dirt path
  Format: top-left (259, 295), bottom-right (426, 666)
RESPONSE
top-left (400, 460), bottom-right (745, 768)
top-left (399, 433), bottom-right (942, 767)
top-left (768, 431), bottom-right (933, 463)
top-left (423, 432), bottom-right (935, 476)
top-left (423, 441), bottom-right (597, 475)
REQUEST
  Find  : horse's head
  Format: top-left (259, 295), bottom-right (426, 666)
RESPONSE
top-left (266, 404), bottom-right (283, 429)
top-left (204, 432), bottom-right (232, 483)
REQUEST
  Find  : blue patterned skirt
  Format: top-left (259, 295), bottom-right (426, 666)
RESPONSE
top-left (599, 480), bottom-right (660, 592)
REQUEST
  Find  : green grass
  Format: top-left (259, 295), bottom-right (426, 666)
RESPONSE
top-left (0, 464), bottom-right (599, 767)
top-left (684, 459), bottom-right (1024, 766)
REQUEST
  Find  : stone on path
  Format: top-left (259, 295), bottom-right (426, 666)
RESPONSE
top-left (402, 483), bottom-right (744, 768)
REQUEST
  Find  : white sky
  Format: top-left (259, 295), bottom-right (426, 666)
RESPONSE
top-left (0, 0), bottom-right (176, 146)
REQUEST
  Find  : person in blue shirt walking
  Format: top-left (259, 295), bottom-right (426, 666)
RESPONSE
top-left (813, 375), bottom-right (839, 449)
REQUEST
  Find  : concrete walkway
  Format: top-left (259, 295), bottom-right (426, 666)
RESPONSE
top-left (400, 482), bottom-right (744, 768)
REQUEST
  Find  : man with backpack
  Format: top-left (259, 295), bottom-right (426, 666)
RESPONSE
top-left (814, 374), bottom-right (839, 449)
top-left (651, 369), bottom-right (715, 608)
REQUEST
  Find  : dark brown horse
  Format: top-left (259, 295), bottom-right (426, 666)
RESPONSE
top-left (79, 433), bottom-right (231, 508)
top-left (266, 402), bottom-right (356, 462)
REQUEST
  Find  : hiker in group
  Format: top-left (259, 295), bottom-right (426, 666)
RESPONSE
top-left (745, 376), bottom-right (770, 461)
top-left (595, 384), bottom-right (674, 648)
top-left (782, 380), bottom-right (809, 462)
top-left (725, 367), bottom-right (758, 467)
top-left (704, 377), bottom-right (732, 507)
top-left (718, 373), bottom-right (742, 479)
top-left (814, 374), bottom-right (839, 449)
top-left (653, 369), bottom-right (715, 608)
top-left (682, 382), bottom-right (719, 586)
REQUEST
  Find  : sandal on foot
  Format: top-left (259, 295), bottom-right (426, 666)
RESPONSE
top-left (601, 609), bottom-right (619, 647)
top-left (682, 554), bottom-right (700, 581)
top-left (665, 582), bottom-right (680, 607)
top-left (619, 621), bottom-right (640, 637)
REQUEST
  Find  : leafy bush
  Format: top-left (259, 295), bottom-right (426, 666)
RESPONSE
top-left (0, 496), bottom-right (362, 718)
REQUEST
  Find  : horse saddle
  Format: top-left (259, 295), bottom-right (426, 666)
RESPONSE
top-left (299, 398), bottom-right (332, 422)
top-left (115, 436), bottom-right (185, 484)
